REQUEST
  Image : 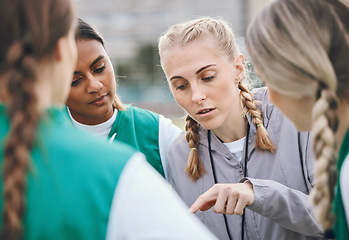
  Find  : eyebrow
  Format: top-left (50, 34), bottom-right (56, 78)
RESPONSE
top-left (169, 64), bottom-right (216, 81)
top-left (196, 64), bottom-right (215, 74)
top-left (90, 55), bottom-right (104, 69)
top-left (74, 55), bottom-right (105, 75)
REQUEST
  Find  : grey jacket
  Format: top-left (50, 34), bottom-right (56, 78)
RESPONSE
top-left (167, 87), bottom-right (324, 240)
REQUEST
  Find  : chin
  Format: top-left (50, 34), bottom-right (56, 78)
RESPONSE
top-left (198, 121), bottom-right (220, 131)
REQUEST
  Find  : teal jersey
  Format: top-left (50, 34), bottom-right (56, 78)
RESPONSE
top-left (334, 129), bottom-right (349, 240)
top-left (109, 105), bottom-right (164, 177)
top-left (0, 105), bottom-right (135, 240)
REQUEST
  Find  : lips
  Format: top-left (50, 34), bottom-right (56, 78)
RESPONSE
top-left (196, 108), bottom-right (215, 115)
top-left (89, 94), bottom-right (108, 104)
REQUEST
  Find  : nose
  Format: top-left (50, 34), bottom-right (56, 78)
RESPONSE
top-left (191, 85), bottom-right (206, 104)
top-left (86, 77), bottom-right (103, 93)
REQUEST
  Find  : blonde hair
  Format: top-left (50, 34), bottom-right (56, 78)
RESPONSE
top-left (159, 17), bottom-right (275, 181)
top-left (246, 0), bottom-right (349, 230)
top-left (112, 93), bottom-right (126, 111)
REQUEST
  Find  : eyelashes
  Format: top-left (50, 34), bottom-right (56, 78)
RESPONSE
top-left (202, 76), bottom-right (215, 81)
top-left (176, 83), bottom-right (188, 90)
top-left (71, 77), bottom-right (82, 87)
top-left (71, 65), bottom-right (106, 87)
top-left (174, 75), bottom-right (215, 91)
top-left (94, 65), bottom-right (105, 74)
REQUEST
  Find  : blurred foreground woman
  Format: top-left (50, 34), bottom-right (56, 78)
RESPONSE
top-left (246, 0), bottom-right (349, 239)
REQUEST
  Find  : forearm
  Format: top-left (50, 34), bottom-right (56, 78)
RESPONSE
top-left (242, 177), bottom-right (323, 236)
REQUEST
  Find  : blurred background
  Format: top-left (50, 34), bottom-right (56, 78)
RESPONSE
top-left (76, 0), bottom-right (272, 128)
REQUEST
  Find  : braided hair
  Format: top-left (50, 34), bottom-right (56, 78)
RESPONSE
top-left (159, 17), bottom-right (275, 181)
top-left (0, 0), bottom-right (74, 238)
top-left (246, 0), bottom-right (349, 230)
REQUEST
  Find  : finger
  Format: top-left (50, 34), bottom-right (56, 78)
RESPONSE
top-left (234, 197), bottom-right (247, 215)
top-left (190, 190), bottom-right (218, 213)
top-left (189, 199), bottom-right (216, 213)
top-left (213, 189), bottom-right (230, 214)
top-left (234, 184), bottom-right (254, 215)
top-left (225, 191), bottom-right (238, 215)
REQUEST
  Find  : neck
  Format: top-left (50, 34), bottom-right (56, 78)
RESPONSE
top-left (69, 107), bottom-right (115, 125)
top-left (212, 116), bottom-right (247, 143)
top-left (336, 100), bottom-right (349, 151)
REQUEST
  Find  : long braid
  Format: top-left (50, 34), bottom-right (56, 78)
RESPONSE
top-left (310, 85), bottom-right (339, 230)
top-left (0, 0), bottom-right (74, 238)
top-left (1, 40), bottom-right (40, 239)
top-left (185, 115), bottom-right (206, 181)
top-left (246, 0), bottom-right (349, 230)
top-left (159, 17), bottom-right (276, 179)
top-left (238, 82), bottom-right (275, 152)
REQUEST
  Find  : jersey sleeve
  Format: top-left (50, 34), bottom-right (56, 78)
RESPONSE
top-left (158, 115), bottom-right (182, 180)
top-left (106, 152), bottom-right (218, 240)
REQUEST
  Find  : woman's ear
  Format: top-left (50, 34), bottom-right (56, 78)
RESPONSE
top-left (234, 54), bottom-right (245, 84)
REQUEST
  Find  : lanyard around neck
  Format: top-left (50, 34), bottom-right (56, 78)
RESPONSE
top-left (207, 123), bottom-right (250, 240)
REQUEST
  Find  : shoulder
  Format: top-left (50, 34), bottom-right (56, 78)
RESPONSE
top-left (118, 105), bottom-right (160, 129)
top-left (169, 130), bottom-right (187, 149)
top-left (167, 131), bottom-right (188, 158)
top-left (251, 86), bottom-right (268, 101)
top-left (246, 87), bottom-right (277, 128)
top-left (48, 116), bottom-right (136, 170)
top-left (249, 87), bottom-right (301, 140)
top-left (158, 115), bottom-right (182, 135)
top-left (251, 87), bottom-right (274, 119)
top-left (38, 114), bottom-right (137, 196)
top-left (122, 105), bottom-right (159, 120)
top-left (167, 126), bottom-right (208, 163)
top-left (70, 129), bottom-right (135, 163)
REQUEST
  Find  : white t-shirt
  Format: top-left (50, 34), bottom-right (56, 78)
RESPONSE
top-left (106, 153), bottom-right (218, 239)
top-left (67, 108), bottom-right (117, 140)
top-left (223, 137), bottom-right (246, 162)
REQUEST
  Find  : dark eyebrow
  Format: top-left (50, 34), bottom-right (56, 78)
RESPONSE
top-left (169, 64), bottom-right (216, 81)
top-left (90, 55), bottom-right (104, 68)
top-left (74, 55), bottom-right (105, 75)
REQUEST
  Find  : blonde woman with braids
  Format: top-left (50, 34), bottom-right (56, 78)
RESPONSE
top-left (0, 0), bottom-right (219, 239)
top-left (246, 0), bottom-right (349, 239)
top-left (159, 17), bottom-right (324, 240)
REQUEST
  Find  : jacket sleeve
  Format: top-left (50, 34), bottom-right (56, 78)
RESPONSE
top-left (242, 177), bottom-right (323, 237)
